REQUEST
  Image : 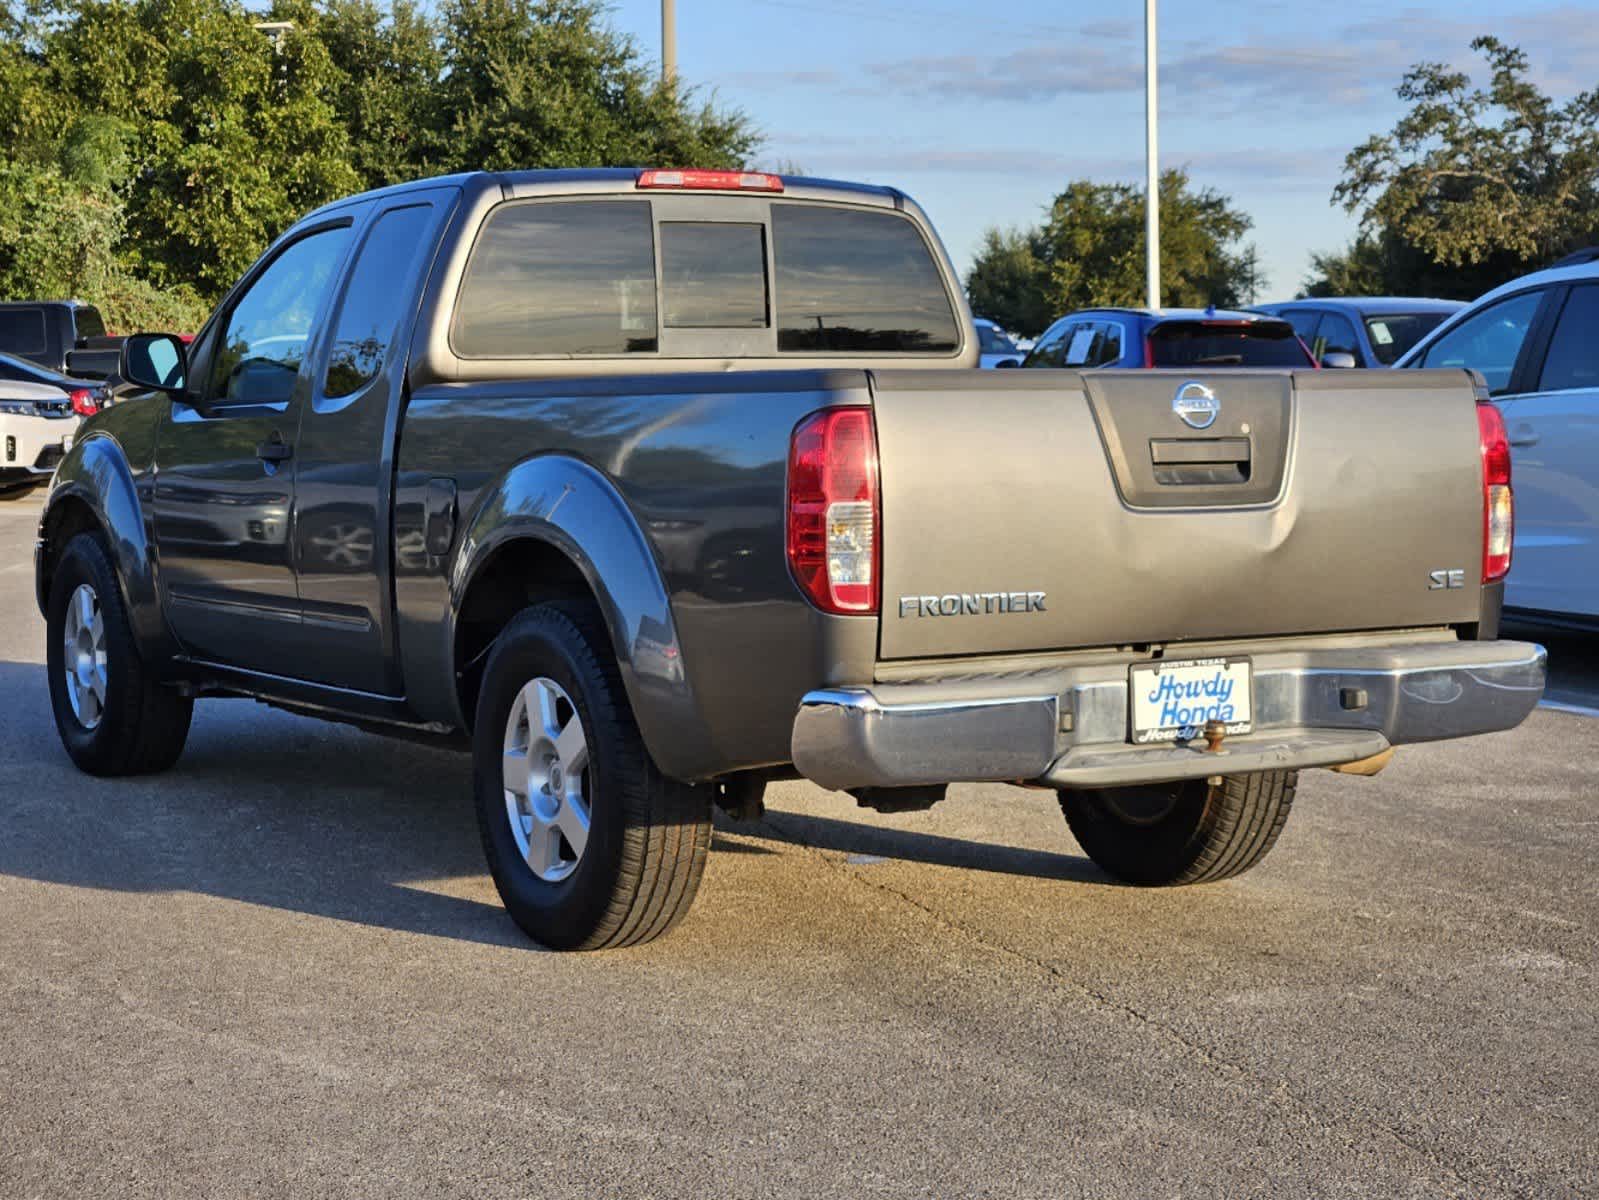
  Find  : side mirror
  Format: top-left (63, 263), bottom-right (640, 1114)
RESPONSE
top-left (1320, 350), bottom-right (1358, 370)
top-left (120, 334), bottom-right (189, 393)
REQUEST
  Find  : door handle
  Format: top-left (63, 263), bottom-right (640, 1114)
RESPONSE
top-left (1508, 426), bottom-right (1539, 448)
top-left (256, 437), bottom-right (293, 464)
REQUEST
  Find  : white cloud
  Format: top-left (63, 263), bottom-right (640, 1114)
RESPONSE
top-left (732, 5), bottom-right (1599, 112)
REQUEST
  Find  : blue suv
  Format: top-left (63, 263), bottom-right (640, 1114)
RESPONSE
top-left (1022, 308), bottom-right (1314, 369)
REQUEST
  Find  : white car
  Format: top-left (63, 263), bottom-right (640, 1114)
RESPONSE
top-left (1396, 250), bottom-right (1599, 624)
top-left (0, 379), bottom-right (83, 497)
top-left (973, 317), bottom-right (1024, 368)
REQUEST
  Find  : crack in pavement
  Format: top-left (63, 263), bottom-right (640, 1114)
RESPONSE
top-left (758, 809), bottom-right (1489, 1199)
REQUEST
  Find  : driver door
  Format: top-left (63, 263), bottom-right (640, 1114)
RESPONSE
top-left (153, 219), bottom-right (357, 673)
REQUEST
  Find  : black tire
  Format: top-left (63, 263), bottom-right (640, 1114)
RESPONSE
top-left (46, 531), bottom-right (193, 776)
top-left (1060, 771), bottom-right (1296, 886)
top-left (472, 602), bottom-right (713, 950)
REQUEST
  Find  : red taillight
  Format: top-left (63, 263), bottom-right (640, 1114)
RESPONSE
top-left (636, 169), bottom-right (784, 192)
top-left (786, 407), bottom-right (879, 614)
top-left (1142, 337), bottom-right (1154, 368)
top-left (69, 388), bottom-right (99, 417)
top-left (1478, 401), bottom-right (1513, 583)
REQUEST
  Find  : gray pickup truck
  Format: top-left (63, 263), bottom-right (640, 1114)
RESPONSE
top-left (35, 168), bottom-right (1546, 950)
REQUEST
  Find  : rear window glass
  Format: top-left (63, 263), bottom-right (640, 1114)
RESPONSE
top-left (0, 309), bottom-right (48, 357)
top-left (1363, 312), bottom-right (1452, 366)
top-left (1537, 285), bottom-right (1599, 392)
top-left (74, 306), bottom-right (106, 340)
top-left (454, 200), bottom-right (658, 357)
top-left (1417, 290), bottom-right (1541, 393)
top-left (772, 205), bottom-right (959, 353)
top-left (1148, 322), bottom-right (1309, 367)
top-left (1281, 309), bottom-right (1321, 341)
top-left (661, 222), bottom-right (767, 328)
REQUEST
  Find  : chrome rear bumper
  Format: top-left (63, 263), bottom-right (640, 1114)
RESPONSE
top-left (791, 638), bottom-right (1546, 792)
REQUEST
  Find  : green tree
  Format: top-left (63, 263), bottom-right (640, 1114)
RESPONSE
top-left (41, 0), bottom-right (362, 296)
top-left (0, 160), bottom-right (122, 299)
top-left (0, 120), bottom-right (209, 330)
top-left (1, 0), bottom-right (760, 311)
top-left (318, 0), bottom-right (445, 188)
top-left (429, 0), bottom-right (756, 175)
top-left (1299, 230), bottom-right (1505, 300)
top-left (1329, 36), bottom-right (1599, 295)
top-left (964, 227), bottom-right (1053, 337)
top-left (966, 169), bottom-right (1262, 335)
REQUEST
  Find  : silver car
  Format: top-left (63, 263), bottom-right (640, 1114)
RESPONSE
top-left (1397, 251), bottom-right (1599, 624)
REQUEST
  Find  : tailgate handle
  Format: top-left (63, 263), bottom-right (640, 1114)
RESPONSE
top-left (1150, 437), bottom-right (1251, 486)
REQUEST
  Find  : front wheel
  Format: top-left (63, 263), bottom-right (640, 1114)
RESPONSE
top-left (1059, 771), bottom-right (1297, 886)
top-left (46, 531), bottom-right (193, 775)
top-left (472, 603), bottom-right (714, 950)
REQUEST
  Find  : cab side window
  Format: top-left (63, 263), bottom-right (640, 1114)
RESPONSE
top-left (1059, 322), bottom-right (1098, 367)
top-left (1284, 309), bottom-right (1321, 344)
top-left (1315, 311), bottom-right (1360, 360)
top-left (1093, 320), bottom-right (1124, 366)
top-left (1023, 321), bottom-right (1071, 367)
top-left (324, 206), bottom-right (435, 400)
top-left (1536, 285), bottom-right (1599, 393)
top-left (209, 225), bottom-right (353, 407)
top-left (1419, 289), bottom-right (1543, 395)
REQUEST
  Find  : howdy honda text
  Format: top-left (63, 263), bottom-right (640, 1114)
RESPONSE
top-left (898, 592), bottom-right (1048, 618)
top-left (1146, 669), bottom-right (1239, 728)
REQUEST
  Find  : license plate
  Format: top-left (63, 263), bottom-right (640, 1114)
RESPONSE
top-left (1129, 657), bottom-right (1253, 744)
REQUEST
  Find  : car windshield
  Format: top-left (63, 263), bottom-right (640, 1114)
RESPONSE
top-left (976, 325), bottom-right (1017, 354)
top-left (1147, 321), bottom-right (1310, 367)
top-left (1363, 312), bottom-right (1452, 365)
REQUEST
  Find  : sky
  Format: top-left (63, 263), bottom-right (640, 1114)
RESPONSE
top-left (604, 0), bottom-right (1598, 302)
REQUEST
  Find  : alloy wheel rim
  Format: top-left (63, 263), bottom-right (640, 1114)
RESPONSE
top-left (308, 522), bottom-right (374, 569)
top-left (502, 676), bottom-right (592, 883)
top-left (62, 583), bottom-right (108, 730)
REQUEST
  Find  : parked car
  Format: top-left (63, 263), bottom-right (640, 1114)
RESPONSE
top-left (0, 351), bottom-right (107, 411)
top-left (0, 300), bottom-right (121, 378)
top-left (36, 167), bottom-right (1543, 952)
top-left (1396, 251), bottom-right (1599, 625)
top-left (1022, 308), bottom-right (1316, 369)
top-left (1252, 298), bottom-right (1464, 368)
top-left (0, 379), bottom-right (84, 496)
top-left (974, 317), bottom-right (1023, 368)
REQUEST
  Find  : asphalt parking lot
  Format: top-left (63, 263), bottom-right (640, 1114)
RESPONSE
top-left (1, 490), bottom-right (1595, 1199)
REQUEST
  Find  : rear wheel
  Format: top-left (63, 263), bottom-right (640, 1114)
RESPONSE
top-left (46, 531), bottom-right (193, 775)
top-left (472, 603), bottom-right (713, 950)
top-left (1059, 771), bottom-right (1297, 886)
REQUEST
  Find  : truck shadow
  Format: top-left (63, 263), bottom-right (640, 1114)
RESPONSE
top-left (0, 659), bottom-right (528, 949)
top-left (0, 659), bottom-right (1105, 948)
top-left (736, 810), bottom-right (1107, 884)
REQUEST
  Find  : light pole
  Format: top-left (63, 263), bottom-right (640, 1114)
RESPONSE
top-left (662, 0), bottom-right (677, 84)
top-left (252, 20), bottom-right (294, 54)
top-left (1144, 0), bottom-right (1160, 311)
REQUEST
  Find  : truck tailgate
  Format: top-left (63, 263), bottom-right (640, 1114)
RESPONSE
top-left (871, 368), bottom-right (1485, 660)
